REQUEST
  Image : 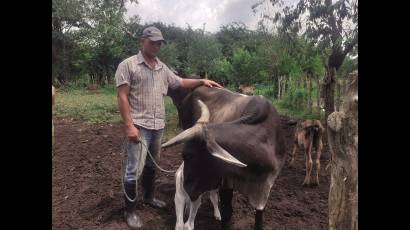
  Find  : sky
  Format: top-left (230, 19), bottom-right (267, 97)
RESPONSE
top-left (125, 0), bottom-right (300, 33)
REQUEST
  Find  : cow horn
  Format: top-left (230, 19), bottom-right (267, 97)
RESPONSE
top-left (161, 99), bottom-right (209, 148)
top-left (196, 99), bottom-right (210, 123)
top-left (207, 138), bottom-right (247, 167)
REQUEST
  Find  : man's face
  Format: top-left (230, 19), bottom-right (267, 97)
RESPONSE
top-left (141, 38), bottom-right (162, 58)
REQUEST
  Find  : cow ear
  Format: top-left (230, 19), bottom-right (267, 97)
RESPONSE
top-left (206, 138), bottom-right (247, 167)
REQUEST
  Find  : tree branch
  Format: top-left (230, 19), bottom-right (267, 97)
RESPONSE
top-left (343, 32), bottom-right (358, 56)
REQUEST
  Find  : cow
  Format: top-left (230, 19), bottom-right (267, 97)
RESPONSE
top-left (163, 86), bottom-right (287, 230)
top-left (289, 119), bottom-right (324, 186)
top-left (238, 84), bottom-right (256, 95)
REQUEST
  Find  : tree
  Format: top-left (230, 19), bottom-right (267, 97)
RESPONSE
top-left (230, 48), bottom-right (260, 86)
top-left (335, 56), bottom-right (357, 110)
top-left (326, 70), bottom-right (358, 230)
top-left (209, 57), bottom-right (232, 86)
top-left (52, 0), bottom-right (89, 83)
top-left (52, 0), bottom-right (138, 84)
top-left (186, 32), bottom-right (222, 77)
top-left (216, 22), bottom-right (249, 59)
top-left (254, 0), bottom-right (358, 120)
top-left (158, 42), bottom-right (181, 70)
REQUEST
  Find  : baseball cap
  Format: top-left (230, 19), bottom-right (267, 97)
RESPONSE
top-left (141, 26), bottom-right (166, 43)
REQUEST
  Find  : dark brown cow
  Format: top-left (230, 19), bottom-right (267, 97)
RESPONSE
top-left (289, 119), bottom-right (324, 186)
top-left (163, 86), bottom-right (286, 230)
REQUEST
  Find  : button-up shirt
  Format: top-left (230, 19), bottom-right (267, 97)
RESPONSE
top-left (115, 51), bottom-right (182, 130)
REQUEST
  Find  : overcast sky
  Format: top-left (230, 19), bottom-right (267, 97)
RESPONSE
top-left (125, 0), bottom-right (300, 33)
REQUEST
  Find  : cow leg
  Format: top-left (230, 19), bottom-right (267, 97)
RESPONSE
top-left (174, 163), bottom-right (186, 230)
top-left (254, 209), bottom-right (264, 230)
top-left (184, 195), bottom-right (202, 230)
top-left (289, 143), bottom-right (298, 167)
top-left (303, 144), bottom-right (313, 186)
top-left (313, 141), bottom-right (323, 186)
top-left (209, 189), bottom-right (221, 221)
top-left (219, 188), bottom-right (233, 229)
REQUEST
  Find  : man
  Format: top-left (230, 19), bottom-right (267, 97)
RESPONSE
top-left (115, 26), bottom-right (222, 229)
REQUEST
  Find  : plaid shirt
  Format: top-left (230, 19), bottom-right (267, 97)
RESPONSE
top-left (115, 51), bottom-right (182, 130)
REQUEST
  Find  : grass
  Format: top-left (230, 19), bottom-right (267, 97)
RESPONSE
top-left (271, 100), bottom-right (322, 120)
top-left (54, 84), bottom-right (182, 141)
top-left (54, 85), bottom-right (122, 123)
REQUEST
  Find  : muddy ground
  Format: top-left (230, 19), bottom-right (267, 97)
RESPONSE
top-left (52, 116), bottom-right (330, 230)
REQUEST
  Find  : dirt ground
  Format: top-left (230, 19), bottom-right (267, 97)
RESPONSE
top-left (52, 116), bottom-right (330, 230)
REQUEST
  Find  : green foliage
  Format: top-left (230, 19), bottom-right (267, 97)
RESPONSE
top-left (230, 47), bottom-right (259, 86)
top-left (280, 88), bottom-right (307, 111)
top-left (273, 100), bottom-right (320, 120)
top-left (337, 56), bottom-right (357, 79)
top-left (255, 84), bottom-right (276, 99)
top-left (158, 42), bottom-right (181, 70)
top-left (186, 33), bottom-right (222, 76)
top-left (209, 57), bottom-right (232, 86)
top-left (216, 22), bottom-right (249, 58)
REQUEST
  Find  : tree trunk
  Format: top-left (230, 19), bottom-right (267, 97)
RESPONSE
top-left (278, 76), bottom-right (282, 99)
top-left (282, 77), bottom-right (287, 97)
top-left (97, 75), bottom-right (102, 86)
top-left (336, 78), bottom-right (341, 111)
top-left (324, 67), bottom-right (337, 122)
top-left (327, 71), bottom-right (358, 230)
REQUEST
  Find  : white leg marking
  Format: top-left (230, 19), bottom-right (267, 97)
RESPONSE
top-left (209, 190), bottom-right (221, 221)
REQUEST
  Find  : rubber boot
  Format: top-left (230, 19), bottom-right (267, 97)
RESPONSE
top-left (141, 167), bottom-right (166, 209)
top-left (124, 181), bottom-right (143, 229)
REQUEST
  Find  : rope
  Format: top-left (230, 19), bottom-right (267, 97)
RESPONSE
top-left (120, 137), bottom-right (176, 202)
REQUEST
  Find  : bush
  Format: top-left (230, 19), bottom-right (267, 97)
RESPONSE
top-left (280, 88), bottom-right (307, 111)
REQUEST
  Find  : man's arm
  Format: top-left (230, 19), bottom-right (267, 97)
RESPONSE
top-left (52, 85), bottom-right (55, 106)
top-left (117, 84), bottom-right (140, 142)
top-left (181, 78), bottom-right (222, 89)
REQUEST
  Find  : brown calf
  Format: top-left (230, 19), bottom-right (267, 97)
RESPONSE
top-left (289, 119), bottom-right (324, 186)
top-left (238, 84), bottom-right (255, 95)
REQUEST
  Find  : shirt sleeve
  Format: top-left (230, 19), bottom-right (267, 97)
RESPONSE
top-left (115, 61), bottom-right (131, 87)
top-left (165, 66), bottom-right (183, 90)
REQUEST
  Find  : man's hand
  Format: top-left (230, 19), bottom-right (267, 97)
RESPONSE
top-left (52, 85), bottom-right (55, 106)
top-left (201, 79), bottom-right (223, 88)
top-left (126, 125), bottom-right (140, 142)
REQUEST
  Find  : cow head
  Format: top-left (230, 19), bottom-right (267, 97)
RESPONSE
top-left (162, 99), bottom-right (247, 168)
top-left (238, 84), bottom-right (256, 95)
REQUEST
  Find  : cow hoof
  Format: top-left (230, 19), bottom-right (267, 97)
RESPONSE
top-left (215, 213), bottom-right (221, 221)
top-left (302, 180), bottom-right (311, 187)
top-left (221, 220), bottom-right (233, 230)
top-left (183, 223), bottom-right (194, 230)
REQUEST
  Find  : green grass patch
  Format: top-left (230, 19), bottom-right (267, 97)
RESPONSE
top-left (271, 100), bottom-right (321, 120)
top-left (54, 85), bottom-right (122, 123)
top-left (163, 97), bottom-right (182, 142)
top-left (54, 84), bottom-right (182, 140)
